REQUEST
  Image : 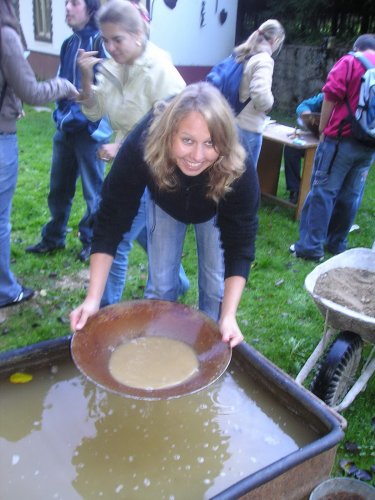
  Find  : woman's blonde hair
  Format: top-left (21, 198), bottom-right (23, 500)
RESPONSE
top-left (144, 82), bottom-right (247, 203)
top-left (234, 19), bottom-right (285, 62)
top-left (97, 0), bottom-right (150, 40)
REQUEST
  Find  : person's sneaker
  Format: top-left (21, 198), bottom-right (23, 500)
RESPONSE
top-left (0, 286), bottom-right (34, 308)
top-left (78, 244), bottom-right (91, 262)
top-left (289, 244), bottom-right (324, 262)
top-left (26, 241), bottom-right (65, 254)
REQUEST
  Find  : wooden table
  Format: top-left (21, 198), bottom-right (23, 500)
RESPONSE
top-left (257, 122), bottom-right (319, 220)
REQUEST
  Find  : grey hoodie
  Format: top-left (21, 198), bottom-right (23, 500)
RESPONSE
top-left (0, 26), bottom-right (77, 133)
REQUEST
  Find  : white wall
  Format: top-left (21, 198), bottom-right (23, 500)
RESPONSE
top-left (19, 1), bottom-right (71, 56)
top-left (150, 0), bottom-right (238, 66)
top-left (19, 0), bottom-right (238, 65)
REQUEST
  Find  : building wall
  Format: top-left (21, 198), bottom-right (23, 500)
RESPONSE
top-left (150, 0), bottom-right (238, 66)
top-left (19, 2), bottom-right (348, 111)
top-left (20, 1), bottom-right (71, 57)
top-left (19, 0), bottom-right (239, 83)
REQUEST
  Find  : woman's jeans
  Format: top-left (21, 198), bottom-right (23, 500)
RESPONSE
top-left (238, 128), bottom-right (263, 169)
top-left (41, 129), bottom-right (105, 247)
top-left (296, 137), bottom-right (375, 258)
top-left (0, 133), bottom-right (22, 305)
top-left (100, 191), bottom-right (190, 307)
top-left (145, 192), bottom-right (224, 322)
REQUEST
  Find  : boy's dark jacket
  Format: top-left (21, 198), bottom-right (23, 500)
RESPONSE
top-left (54, 24), bottom-right (111, 141)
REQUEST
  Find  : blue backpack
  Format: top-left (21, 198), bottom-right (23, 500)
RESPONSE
top-left (206, 54), bottom-right (251, 115)
top-left (345, 51), bottom-right (375, 147)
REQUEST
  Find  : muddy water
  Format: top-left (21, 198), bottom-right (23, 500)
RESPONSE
top-left (0, 360), bottom-right (318, 499)
top-left (108, 337), bottom-right (199, 389)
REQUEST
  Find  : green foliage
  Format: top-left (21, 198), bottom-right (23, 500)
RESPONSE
top-left (238, 0), bottom-right (375, 45)
top-left (1, 105), bottom-right (374, 485)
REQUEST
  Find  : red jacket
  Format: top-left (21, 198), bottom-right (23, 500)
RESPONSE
top-left (322, 49), bottom-right (375, 138)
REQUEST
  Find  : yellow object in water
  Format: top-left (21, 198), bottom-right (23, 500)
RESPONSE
top-left (9, 372), bottom-right (33, 384)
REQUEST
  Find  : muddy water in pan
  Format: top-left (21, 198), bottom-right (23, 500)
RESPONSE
top-left (0, 360), bottom-right (317, 499)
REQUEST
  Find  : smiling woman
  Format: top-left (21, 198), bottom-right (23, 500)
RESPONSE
top-left (70, 82), bottom-right (260, 349)
top-left (171, 111), bottom-right (219, 176)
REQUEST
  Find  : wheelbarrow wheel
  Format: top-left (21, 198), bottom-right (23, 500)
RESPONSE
top-left (310, 331), bottom-right (363, 407)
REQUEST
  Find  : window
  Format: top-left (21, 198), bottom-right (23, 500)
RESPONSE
top-left (33, 0), bottom-right (52, 42)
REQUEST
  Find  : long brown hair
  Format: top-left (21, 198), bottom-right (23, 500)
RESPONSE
top-left (145, 82), bottom-right (246, 203)
top-left (234, 19), bottom-right (285, 62)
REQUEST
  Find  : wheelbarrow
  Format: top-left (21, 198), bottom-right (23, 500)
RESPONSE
top-left (295, 247), bottom-right (375, 412)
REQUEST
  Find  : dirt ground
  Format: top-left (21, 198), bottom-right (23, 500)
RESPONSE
top-left (314, 267), bottom-right (375, 318)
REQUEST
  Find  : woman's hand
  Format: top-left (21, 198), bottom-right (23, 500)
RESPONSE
top-left (98, 143), bottom-right (121, 162)
top-left (219, 276), bottom-right (246, 348)
top-left (70, 297), bottom-right (100, 332)
top-left (77, 49), bottom-right (102, 76)
top-left (70, 253), bottom-right (114, 332)
top-left (77, 49), bottom-right (102, 101)
top-left (219, 313), bottom-right (244, 348)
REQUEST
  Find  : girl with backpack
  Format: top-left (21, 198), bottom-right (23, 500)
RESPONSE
top-left (234, 19), bottom-right (285, 169)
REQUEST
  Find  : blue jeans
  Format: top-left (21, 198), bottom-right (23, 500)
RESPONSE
top-left (238, 128), bottom-right (263, 169)
top-left (296, 137), bottom-right (375, 258)
top-left (41, 129), bottom-right (105, 247)
top-left (101, 192), bottom-right (148, 307)
top-left (100, 191), bottom-right (190, 307)
top-left (0, 134), bottom-right (22, 305)
top-left (145, 193), bottom-right (224, 321)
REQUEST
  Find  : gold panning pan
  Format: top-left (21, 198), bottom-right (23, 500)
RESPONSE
top-left (71, 300), bottom-right (231, 400)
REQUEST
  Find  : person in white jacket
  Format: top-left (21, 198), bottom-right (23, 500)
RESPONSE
top-left (78, 0), bottom-right (188, 306)
top-left (235, 19), bottom-right (285, 169)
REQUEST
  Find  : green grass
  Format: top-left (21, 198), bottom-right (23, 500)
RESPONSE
top-left (1, 105), bottom-right (374, 485)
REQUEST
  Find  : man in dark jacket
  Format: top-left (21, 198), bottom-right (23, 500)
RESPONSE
top-left (27, 0), bottom-right (111, 262)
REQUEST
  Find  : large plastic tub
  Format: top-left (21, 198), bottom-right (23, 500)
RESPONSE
top-left (0, 336), bottom-right (345, 499)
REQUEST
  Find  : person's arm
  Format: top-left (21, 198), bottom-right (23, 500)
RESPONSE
top-left (69, 253), bottom-right (113, 331)
top-left (70, 116), bottom-right (151, 332)
top-left (217, 156), bottom-right (260, 347)
top-left (247, 54), bottom-right (275, 113)
top-left (2, 27), bottom-right (78, 104)
top-left (296, 92), bottom-right (324, 116)
top-left (219, 276), bottom-right (246, 347)
top-left (77, 49), bottom-right (102, 102)
top-left (319, 97), bottom-right (335, 137)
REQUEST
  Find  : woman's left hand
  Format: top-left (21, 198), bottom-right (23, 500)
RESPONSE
top-left (98, 143), bottom-right (120, 162)
top-left (219, 276), bottom-right (246, 348)
top-left (219, 313), bottom-right (244, 348)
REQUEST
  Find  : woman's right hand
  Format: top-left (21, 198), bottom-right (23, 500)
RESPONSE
top-left (77, 49), bottom-right (102, 76)
top-left (70, 253), bottom-right (114, 332)
top-left (70, 297), bottom-right (100, 332)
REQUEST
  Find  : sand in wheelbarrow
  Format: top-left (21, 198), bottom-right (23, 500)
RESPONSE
top-left (314, 267), bottom-right (375, 317)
